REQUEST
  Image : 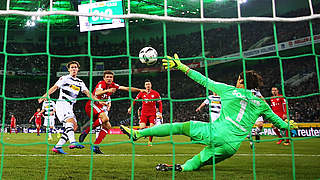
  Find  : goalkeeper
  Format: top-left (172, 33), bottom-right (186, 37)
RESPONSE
top-left (120, 54), bottom-right (298, 172)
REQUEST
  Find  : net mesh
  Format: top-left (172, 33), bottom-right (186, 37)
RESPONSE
top-left (0, 0), bottom-right (320, 179)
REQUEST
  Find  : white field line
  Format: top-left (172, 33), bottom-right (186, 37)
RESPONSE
top-left (0, 153), bottom-right (319, 157)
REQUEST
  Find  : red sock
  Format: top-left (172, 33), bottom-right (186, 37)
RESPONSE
top-left (94, 127), bottom-right (108, 144)
top-left (84, 118), bottom-right (103, 134)
top-left (37, 127), bottom-right (40, 135)
top-left (273, 128), bottom-right (282, 138)
top-left (10, 129), bottom-right (11, 134)
top-left (285, 130), bottom-right (289, 143)
top-left (149, 136), bottom-right (153, 142)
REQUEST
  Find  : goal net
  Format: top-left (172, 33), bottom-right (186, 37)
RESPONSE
top-left (0, 0), bottom-right (319, 179)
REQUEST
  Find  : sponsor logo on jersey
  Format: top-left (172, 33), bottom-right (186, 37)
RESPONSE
top-left (70, 85), bottom-right (80, 91)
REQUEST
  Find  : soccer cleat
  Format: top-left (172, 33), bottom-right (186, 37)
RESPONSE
top-left (155, 164), bottom-right (182, 172)
top-left (69, 142), bottom-right (85, 149)
top-left (283, 142), bottom-right (290, 146)
top-left (92, 146), bottom-right (104, 154)
top-left (52, 147), bottom-right (67, 154)
top-left (148, 141), bottom-right (152, 147)
top-left (276, 140), bottom-right (283, 145)
top-left (120, 125), bottom-right (138, 141)
top-left (79, 131), bottom-right (88, 143)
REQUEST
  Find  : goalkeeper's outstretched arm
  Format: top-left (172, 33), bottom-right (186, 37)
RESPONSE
top-left (162, 54), bottom-right (234, 96)
top-left (263, 106), bottom-right (298, 130)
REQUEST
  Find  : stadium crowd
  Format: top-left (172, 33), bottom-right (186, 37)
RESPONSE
top-left (0, 5), bottom-right (319, 130)
top-left (0, 54), bottom-right (319, 129)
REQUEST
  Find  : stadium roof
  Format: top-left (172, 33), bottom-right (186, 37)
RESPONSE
top-left (0, 0), bottom-right (319, 29)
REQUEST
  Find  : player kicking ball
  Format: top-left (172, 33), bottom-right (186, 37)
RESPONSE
top-left (120, 54), bottom-right (298, 172)
top-left (39, 61), bottom-right (102, 154)
top-left (79, 70), bottom-right (145, 154)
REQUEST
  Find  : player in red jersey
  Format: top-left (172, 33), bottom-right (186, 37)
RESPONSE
top-left (79, 70), bottom-right (144, 154)
top-left (10, 114), bottom-right (17, 134)
top-left (270, 87), bottom-right (289, 145)
top-left (128, 79), bottom-right (162, 146)
top-left (29, 108), bottom-right (44, 136)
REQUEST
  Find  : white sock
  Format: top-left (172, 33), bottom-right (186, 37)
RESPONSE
top-left (95, 126), bottom-right (101, 139)
top-left (65, 122), bottom-right (76, 143)
top-left (56, 132), bottom-right (68, 148)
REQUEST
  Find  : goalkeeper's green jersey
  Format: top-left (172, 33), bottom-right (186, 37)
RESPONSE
top-left (187, 70), bottom-right (289, 149)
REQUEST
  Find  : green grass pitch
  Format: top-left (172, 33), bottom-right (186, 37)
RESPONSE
top-left (0, 133), bottom-right (319, 180)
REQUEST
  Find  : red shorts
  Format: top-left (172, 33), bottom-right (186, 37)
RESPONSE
top-left (36, 121), bottom-right (41, 126)
top-left (10, 123), bottom-right (15, 128)
top-left (85, 101), bottom-right (108, 120)
top-left (139, 113), bottom-right (156, 124)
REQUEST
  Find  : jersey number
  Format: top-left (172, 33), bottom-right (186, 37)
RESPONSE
top-left (236, 100), bottom-right (248, 122)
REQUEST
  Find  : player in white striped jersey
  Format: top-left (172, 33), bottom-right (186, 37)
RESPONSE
top-left (38, 61), bottom-right (101, 154)
top-left (155, 108), bottom-right (163, 126)
top-left (249, 89), bottom-right (265, 148)
top-left (196, 92), bottom-right (221, 122)
top-left (42, 100), bottom-right (58, 141)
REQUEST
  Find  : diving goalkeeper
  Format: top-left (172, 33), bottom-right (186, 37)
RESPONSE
top-left (120, 54), bottom-right (297, 172)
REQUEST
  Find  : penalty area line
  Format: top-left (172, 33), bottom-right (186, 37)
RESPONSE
top-left (0, 153), bottom-right (319, 157)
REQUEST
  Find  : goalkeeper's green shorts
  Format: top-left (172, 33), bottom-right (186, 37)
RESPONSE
top-left (188, 121), bottom-right (240, 148)
top-left (182, 121), bottom-right (238, 171)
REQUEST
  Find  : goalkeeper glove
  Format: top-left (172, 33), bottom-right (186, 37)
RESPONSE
top-left (285, 119), bottom-right (298, 129)
top-left (162, 53), bottom-right (190, 73)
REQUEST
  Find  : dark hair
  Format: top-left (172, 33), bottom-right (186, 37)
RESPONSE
top-left (239, 70), bottom-right (263, 90)
top-left (66, 61), bottom-right (80, 69)
top-left (104, 70), bottom-right (114, 77)
top-left (145, 79), bottom-right (151, 83)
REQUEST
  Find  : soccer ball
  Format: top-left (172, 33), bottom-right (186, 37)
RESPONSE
top-left (139, 47), bottom-right (158, 65)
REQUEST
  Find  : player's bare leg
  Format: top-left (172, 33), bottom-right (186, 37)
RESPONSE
top-left (139, 122), bottom-right (148, 140)
top-left (139, 122), bottom-right (146, 129)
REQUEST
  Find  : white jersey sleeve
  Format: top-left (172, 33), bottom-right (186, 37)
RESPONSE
top-left (203, 99), bottom-right (209, 105)
top-left (55, 76), bottom-right (66, 88)
top-left (80, 81), bottom-right (89, 93)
